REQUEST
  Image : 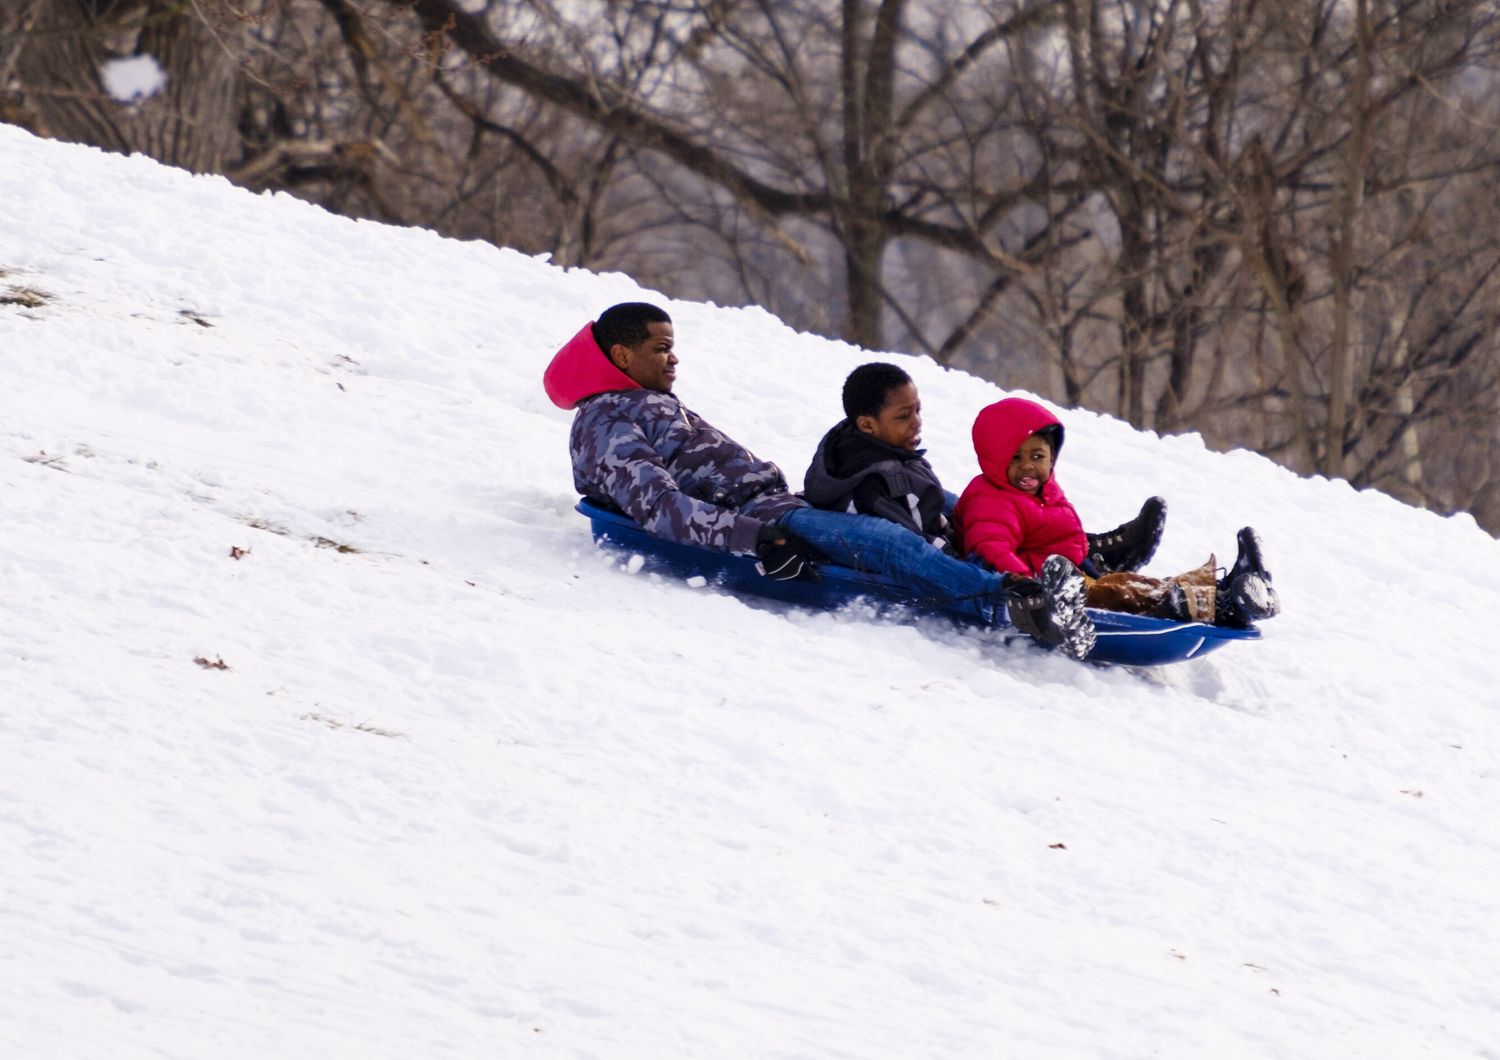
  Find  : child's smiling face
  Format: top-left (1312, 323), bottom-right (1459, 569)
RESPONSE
top-left (857, 382), bottom-right (923, 450)
top-left (1007, 432), bottom-right (1054, 494)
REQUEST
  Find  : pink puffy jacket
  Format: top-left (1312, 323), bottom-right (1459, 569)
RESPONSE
top-left (953, 397), bottom-right (1087, 577)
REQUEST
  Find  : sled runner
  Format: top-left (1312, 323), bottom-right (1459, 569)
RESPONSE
top-left (577, 499), bottom-right (1259, 667)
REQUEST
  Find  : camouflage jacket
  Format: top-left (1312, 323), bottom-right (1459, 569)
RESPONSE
top-left (570, 389), bottom-right (806, 555)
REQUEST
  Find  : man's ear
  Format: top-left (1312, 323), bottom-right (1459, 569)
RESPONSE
top-left (609, 343), bottom-right (632, 372)
top-left (854, 415), bottom-right (877, 436)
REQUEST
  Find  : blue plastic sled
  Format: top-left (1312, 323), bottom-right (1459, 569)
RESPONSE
top-left (577, 499), bottom-right (1259, 667)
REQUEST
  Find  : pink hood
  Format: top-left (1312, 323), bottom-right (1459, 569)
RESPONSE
top-left (972, 397), bottom-right (1066, 499)
top-left (543, 322), bottom-right (641, 410)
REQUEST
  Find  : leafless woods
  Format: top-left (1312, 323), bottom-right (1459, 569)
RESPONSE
top-left (8, 0), bottom-right (1500, 530)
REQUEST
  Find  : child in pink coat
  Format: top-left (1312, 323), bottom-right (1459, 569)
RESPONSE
top-left (955, 397), bottom-right (1280, 627)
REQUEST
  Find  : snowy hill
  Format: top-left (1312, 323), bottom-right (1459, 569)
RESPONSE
top-left (4, 122), bottom-right (1500, 1058)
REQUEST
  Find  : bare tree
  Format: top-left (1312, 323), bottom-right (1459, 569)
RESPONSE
top-left (5, 0), bottom-right (245, 172)
top-left (9, 0), bottom-right (1500, 533)
top-left (386, 0), bottom-right (1077, 351)
top-left (987, 0), bottom-right (1500, 522)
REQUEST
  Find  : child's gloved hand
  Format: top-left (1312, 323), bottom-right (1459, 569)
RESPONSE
top-left (755, 524), bottom-right (821, 582)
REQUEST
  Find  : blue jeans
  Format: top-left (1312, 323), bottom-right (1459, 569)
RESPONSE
top-left (780, 507), bottom-right (1006, 626)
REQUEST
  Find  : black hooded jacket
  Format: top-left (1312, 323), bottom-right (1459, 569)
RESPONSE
top-left (802, 420), bottom-right (952, 548)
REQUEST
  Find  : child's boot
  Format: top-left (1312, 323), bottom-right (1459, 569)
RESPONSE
top-left (1165, 556), bottom-right (1218, 622)
top-left (1086, 496), bottom-right (1166, 574)
top-left (1216, 527), bottom-right (1281, 627)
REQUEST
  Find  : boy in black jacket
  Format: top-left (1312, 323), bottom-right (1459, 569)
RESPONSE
top-left (803, 363), bottom-right (954, 549)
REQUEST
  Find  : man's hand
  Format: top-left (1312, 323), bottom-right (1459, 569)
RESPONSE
top-left (998, 573), bottom-right (1060, 646)
top-left (999, 573), bottom-right (1046, 608)
top-left (755, 524), bottom-right (821, 582)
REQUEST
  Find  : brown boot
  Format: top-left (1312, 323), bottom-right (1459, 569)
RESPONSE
top-left (1165, 556), bottom-right (1217, 623)
top-left (1085, 571), bottom-right (1170, 614)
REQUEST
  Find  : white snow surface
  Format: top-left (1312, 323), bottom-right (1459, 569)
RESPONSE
top-left (3, 123), bottom-right (1500, 1059)
top-left (98, 56), bottom-right (167, 104)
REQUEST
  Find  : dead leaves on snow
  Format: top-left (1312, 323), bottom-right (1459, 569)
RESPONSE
top-left (301, 712), bottom-right (403, 738)
top-left (244, 517), bottom-right (363, 554)
top-left (0, 284), bottom-right (51, 309)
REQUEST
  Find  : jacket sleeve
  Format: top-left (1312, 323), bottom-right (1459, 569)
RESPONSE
top-left (957, 497), bottom-right (1034, 577)
top-left (578, 403), bottom-right (766, 554)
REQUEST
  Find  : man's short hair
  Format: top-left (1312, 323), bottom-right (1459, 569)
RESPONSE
top-left (842, 362), bottom-right (913, 420)
top-left (593, 302), bottom-right (671, 357)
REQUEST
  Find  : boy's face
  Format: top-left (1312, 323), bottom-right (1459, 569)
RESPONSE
top-left (1007, 432), bottom-right (1054, 494)
top-left (856, 382), bottom-right (922, 450)
top-left (610, 321), bottom-right (677, 392)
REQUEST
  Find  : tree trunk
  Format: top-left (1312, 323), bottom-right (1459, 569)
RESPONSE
top-left (12, 0), bottom-right (242, 174)
top-left (837, 0), bottom-right (905, 351)
top-left (1117, 218), bottom-right (1151, 425)
top-left (1325, 0), bottom-right (1373, 479)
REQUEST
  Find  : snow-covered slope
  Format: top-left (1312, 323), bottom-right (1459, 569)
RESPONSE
top-left (4, 123), bottom-right (1499, 1058)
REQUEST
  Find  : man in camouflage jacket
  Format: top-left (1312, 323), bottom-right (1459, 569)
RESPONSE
top-left (543, 301), bottom-right (807, 559)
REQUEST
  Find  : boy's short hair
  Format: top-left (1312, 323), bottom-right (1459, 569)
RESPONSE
top-left (593, 302), bottom-right (671, 356)
top-left (842, 362), bottom-right (913, 420)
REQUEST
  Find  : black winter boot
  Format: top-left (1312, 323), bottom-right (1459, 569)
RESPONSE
top-left (1216, 527), bottom-right (1282, 627)
top-left (1003, 558), bottom-right (1096, 659)
top-left (1037, 555), bottom-right (1097, 660)
top-left (1227, 526), bottom-right (1268, 582)
top-left (1086, 496), bottom-right (1167, 574)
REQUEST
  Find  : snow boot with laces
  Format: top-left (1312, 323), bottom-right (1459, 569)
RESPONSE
top-left (1037, 555), bottom-right (1097, 660)
top-left (1086, 496), bottom-right (1167, 575)
top-left (1216, 527), bottom-right (1281, 628)
top-left (1002, 557), bottom-right (1097, 660)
